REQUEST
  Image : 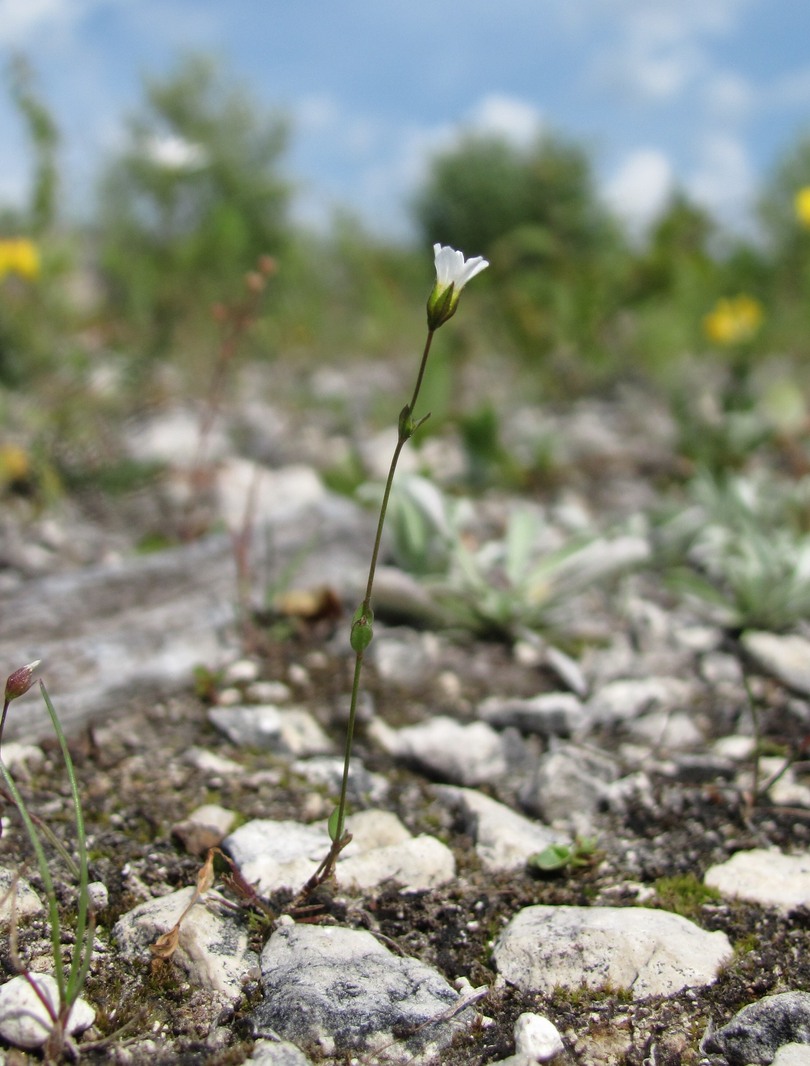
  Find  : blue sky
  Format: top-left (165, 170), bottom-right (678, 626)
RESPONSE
top-left (1, 0), bottom-right (809, 240)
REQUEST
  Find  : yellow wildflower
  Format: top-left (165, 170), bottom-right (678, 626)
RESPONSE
top-left (703, 295), bottom-right (763, 346)
top-left (0, 444), bottom-right (30, 485)
top-left (0, 238), bottom-right (40, 282)
top-left (795, 186), bottom-right (810, 229)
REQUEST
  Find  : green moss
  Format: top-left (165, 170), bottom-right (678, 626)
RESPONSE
top-left (654, 873), bottom-right (721, 919)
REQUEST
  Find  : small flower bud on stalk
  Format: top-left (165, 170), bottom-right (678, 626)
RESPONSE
top-left (1, 660), bottom-right (41, 746)
top-left (4, 660), bottom-right (40, 703)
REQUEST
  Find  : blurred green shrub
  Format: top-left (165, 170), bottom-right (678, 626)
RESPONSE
top-left (412, 131), bottom-right (630, 385)
top-left (97, 54), bottom-right (290, 369)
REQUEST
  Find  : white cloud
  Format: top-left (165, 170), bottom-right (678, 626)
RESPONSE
top-left (604, 148), bottom-right (675, 236)
top-left (0, 0), bottom-right (109, 45)
top-left (592, 0), bottom-right (752, 102)
top-left (465, 94), bottom-right (545, 147)
top-left (704, 71), bottom-right (754, 121)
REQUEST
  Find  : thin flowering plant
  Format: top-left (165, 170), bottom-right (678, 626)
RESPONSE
top-left (295, 244), bottom-right (488, 899)
top-left (0, 662), bottom-right (94, 1061)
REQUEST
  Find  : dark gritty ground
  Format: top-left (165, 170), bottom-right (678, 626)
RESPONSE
top-left (2, 615), bottom-right (809, 1066)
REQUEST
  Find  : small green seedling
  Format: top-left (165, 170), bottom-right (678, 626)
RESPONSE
top-left (528, 837), bottom-right (598, 873)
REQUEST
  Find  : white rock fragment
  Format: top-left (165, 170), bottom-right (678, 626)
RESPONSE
top-left (0, 742), bottom-right (44, 774)
top-left (772, 1045), bottom-right (810, 1066)
top-left (742, 631), bottom-right (810, 695)
top-left (705, 849), bottom-right (810, 913)
top-left (208, 704), bottom-right (332, 756)
top-left (216, 459), bottom-right (326, 527)
top-left (478, 693), bottom-right (586, 737)
top-left (253, 922), bottom-right (472, 1063)
top-left (224, 820), bottom-right (328, 893)
top-left (586, 677), bottom-right (695, 725)
top-left (0, 868), bottom-right (43, 926)
top-left (248, 1039), bottom-right (314, 1065)
top-left (290, 755), bottom-right (390, 807)
top-left (434, 786), bottom-right (567, 872)
top-left (514, 1011), bottom-right (565, 1061)
top-left (370, 715), bottom-right (510, 786)
top-left (224, 811), bottom-right (455, 894)
top-left (339, 834), bottom-right (455, 893)
top-left (183, 746), bottom-right (243, 777)
top-left (0, 974), bottom-right (94, 1050)
top-left (173, 804), bottom-right (238, 855)
top-left (494, 905), bottom-right (732, 1000)
top-left (519, 743), bottom-right (620, 834)
top-left (114, 886), bottom-right (258, 1003)
top-left (87, 881), bottom-right (109, 913)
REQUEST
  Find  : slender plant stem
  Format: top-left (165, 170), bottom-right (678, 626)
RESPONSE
top-left (322, 329), bottom-right (436, 874)
top-left (40, 682), bottom-right (90, 1003)
top-left (0, 758), bottom-right (65, 1005)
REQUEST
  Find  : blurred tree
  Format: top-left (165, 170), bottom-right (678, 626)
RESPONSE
top-left (758, 134), bottom-right (810, 300)
top-left (746, 134), bottom-right (810, 368)
top-left (97, 54), bottom-right (290, 362)
top-left (412, 132), bottom-right (629, 384)
top-left (7, 54), bottom-right (59, 234)
top-left (628, 192), bottom-right (715, 299)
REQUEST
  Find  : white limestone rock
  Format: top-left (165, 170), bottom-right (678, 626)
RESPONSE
top-left (478, 692), bottom-right (586, 737)
top-left (114, 886), bottom-right (258, 1003)
top-left (519, 742), bottom-right (620, 834)
top-left (247, 1039), bottom-right (314, 1065)
top-left (702, 992), bottom-right (810, 1064)
top-left (742, 631), bottom-right (810, 696)
top-left (208, 704), bottom-right (332, 757)
top-left (705, 848), bottom-right (810, 913)
top-left (0, 974), bottom-right (94, 1050)
top-left (216, 459), bottom-right (326, 527)
top-left (253, 920), bottom-right (474, 1064)
top-left (434, 786), bottom-right (567, 871)
top-left (494, 905), bottom-right (732, 1000)
top-left (172, 803), bottom-right (238, 856)
top-left (0, 868), bottom-right (43, 927)
top-left (369, 715), bottom-right (511, 787)
top-left (586, 677), bottom-right (695, 725)
top-left (223, 811), bottom-right (455, 894)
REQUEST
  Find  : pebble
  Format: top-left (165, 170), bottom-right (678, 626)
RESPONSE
top-left (434, 785), bottom-right (567, 871)
top-left (248, 1039), bottom-right (314, 1065)
top-left (253, 919), bottom-right (473, 1064)
top-left (704, 848), bottom-right (810, 912)
top-left (515, 1012), bottom-right (565, 1062)
top-left (0, 974), bottom-right (95, 1050)
top-left (183, 746), bottom-right (244, 777)
top-left (702, 991), bottom-right (810, 1065)
top-left (114, 886), bottom-right (258, 1004)
top-left (478, 692), bottom-right (586, 737)
top-left (215, 458), bottom-right (326, 527)
top-left (773, 1046), bottom-right (810, 1066)
top-left (488, 1011), bottom-right (566, 1064)
top-left (172, 804), bottom-right (238, 855)
top-left (290, 755), bottom-right (390, 806)
top-left (519, 742), bottom-right (620, 834)
top-left (208, 704), bottom-right (333, 756)
top-left (586, 676), bottom-right (695, 725)
top-left (494, 905), bottom-right (732, 999)
top-left (0, 868), bottom-right (43, 926)
top-left (369, 715), bottom-right (511, 787)
top-left (742, 631), bottom-right (810, 696)
top-left (224, 811), bottom-right (455, 894)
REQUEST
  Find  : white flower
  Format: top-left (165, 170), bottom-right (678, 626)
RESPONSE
top-left (427, 244), bottom-right (488, 329)
top-left (432, 244), bottom-right (489, 291)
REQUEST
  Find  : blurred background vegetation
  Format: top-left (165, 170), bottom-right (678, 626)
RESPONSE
top-left (2, 51), bottom-right (810, 503)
